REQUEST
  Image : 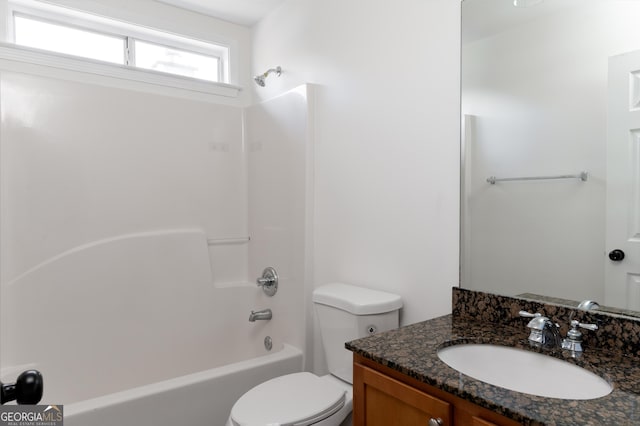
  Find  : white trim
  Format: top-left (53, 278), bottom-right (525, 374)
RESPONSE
top-left (0, 43), bottom-right (241, 98)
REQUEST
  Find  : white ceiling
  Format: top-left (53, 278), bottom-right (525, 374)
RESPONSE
top-left (154, 0), bottom-right (287, 26)
top-left (156, 0), bottom-right (589, 42)
top-left (157, 0), bottom-right (585, 39)
top-left (462, 0), bottom-right (584, 44)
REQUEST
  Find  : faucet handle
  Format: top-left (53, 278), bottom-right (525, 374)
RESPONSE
top-left (519, 311), bottom-right (548, 330)
top-left (571, 319), bottom-right (598, 332)
top-left (256, 267), bottom-right (278, 297)
top-left (562, 320), bottom-right (597, 353)
top-left (519, 311), bottom-right (561, 347)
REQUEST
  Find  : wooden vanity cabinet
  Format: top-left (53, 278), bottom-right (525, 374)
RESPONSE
top-left (353, 354), bottom-right (521, 426)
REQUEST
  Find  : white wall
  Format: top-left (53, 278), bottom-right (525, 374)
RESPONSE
top-left (0, 72), bottom-right (247, 286)
top-left (252, 0), bottom-right (461, 373)
top-left (245, 85), bottom-right (314, 370)
top-left (462, 2), bottom-right (640, 302)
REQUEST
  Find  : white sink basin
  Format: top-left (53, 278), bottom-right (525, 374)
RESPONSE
top-left (437, 344), bottom-right (612, 400)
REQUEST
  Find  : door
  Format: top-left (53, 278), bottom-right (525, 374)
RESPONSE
top-left (353, 363), bottom-right (452, 426)
top-left (606, 50), bottom-right (640, 309)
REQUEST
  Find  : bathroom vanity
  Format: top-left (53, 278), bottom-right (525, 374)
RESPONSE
top-left (352, 354), bottom-right (519, 425)
top-left (347, 288), bottom-right (640, 426)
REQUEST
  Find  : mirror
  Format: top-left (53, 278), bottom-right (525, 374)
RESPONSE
top-left (460, 0), bottom-right (640, 317)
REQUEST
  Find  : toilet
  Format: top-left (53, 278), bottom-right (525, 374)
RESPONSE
top-left (226, 282), bottom-right (402, 426)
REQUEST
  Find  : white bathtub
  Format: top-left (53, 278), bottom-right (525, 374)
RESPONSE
top-left (0, 230), bottom-right (304, 425)
top-left (64, 344), bottom-right (302, 426)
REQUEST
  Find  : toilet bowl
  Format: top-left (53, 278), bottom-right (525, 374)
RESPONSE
top-left (225, 373), bottom-right (352, 426)
top-left (226, 283), bottom-right (402, 426)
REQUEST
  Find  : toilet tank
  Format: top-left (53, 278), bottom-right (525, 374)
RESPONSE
top-left (312, 283), bottom-right (402, 384)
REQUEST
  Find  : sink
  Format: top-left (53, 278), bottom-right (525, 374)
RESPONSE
top-left (437, 344), bottom-right (612, 400)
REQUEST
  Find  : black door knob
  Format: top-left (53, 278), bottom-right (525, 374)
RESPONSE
top-left (609, 249), bottom-right (625, 262)
top-left (0, 370), bottom-right (43, 405)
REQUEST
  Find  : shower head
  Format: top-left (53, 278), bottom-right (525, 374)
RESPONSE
top-left (254, 75), bottom-right (266, 87)
top-left (253, 66), bottom-right (282, 87)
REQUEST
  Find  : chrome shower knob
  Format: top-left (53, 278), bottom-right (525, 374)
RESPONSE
top-left (256, 267), bottom-right (278, 296)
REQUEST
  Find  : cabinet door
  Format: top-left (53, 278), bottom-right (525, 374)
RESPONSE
top-left (354, 363), bottom-right (452, 426)
top-left (471, 417), bottom-right (500, 426)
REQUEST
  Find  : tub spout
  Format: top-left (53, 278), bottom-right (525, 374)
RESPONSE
top-left (249, 308), bottom-right (272, 322)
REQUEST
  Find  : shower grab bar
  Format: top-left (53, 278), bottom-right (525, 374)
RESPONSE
top-left (487, 171), bottom-right (588, 185)
top-left (207, 237), bottom-right (250, 246)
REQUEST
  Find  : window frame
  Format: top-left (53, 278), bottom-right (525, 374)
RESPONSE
top-left (7, 1), bottom-right (229, 85)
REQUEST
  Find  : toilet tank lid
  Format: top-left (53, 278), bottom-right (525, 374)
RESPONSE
top-left (312, 283), bottom-right (402, 315)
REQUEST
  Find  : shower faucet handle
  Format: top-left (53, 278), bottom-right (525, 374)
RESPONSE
top-left (256, 267), bottom-right (278, 297)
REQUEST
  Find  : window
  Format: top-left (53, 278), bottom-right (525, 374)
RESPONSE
top-left (14, 15), bottom-right (126, 65)
top-left (10, 7), bottom-right (228, 84)
top-left (133, 40), bottom-right (220, 82)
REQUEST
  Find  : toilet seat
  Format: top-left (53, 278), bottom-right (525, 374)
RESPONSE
top-left (229, 372), bottom-right (346, 426)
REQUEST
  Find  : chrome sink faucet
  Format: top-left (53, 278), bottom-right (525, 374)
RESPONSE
top-left (577, 300), bottom-right (600, 311)
top-left (519, 311), bottom-right (598, 354)
top-left (540, 319), bottom-right (562, 349)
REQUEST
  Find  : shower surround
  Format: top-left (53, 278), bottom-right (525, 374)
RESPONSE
top-left (0, 72), bottom-right (313, 425)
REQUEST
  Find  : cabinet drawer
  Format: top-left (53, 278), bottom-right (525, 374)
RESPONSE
top-left (354, 363), bottom-right (452, 426)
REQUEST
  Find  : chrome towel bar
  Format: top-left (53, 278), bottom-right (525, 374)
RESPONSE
top-left (487, 171), bottom-right (588, 185)
top-left (207, 237), bottom-right (250, 245)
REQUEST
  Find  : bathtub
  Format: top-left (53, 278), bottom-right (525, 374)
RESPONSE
top-left (0, 230), bottom-right (304, 425)
top-left (0, 344), bottom-right (302, 426)
top-left (63, 344), bottom-right (302, 426)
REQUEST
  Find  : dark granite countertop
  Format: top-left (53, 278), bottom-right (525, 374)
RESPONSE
top-left (346, 314), bottom-right (640, 426)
